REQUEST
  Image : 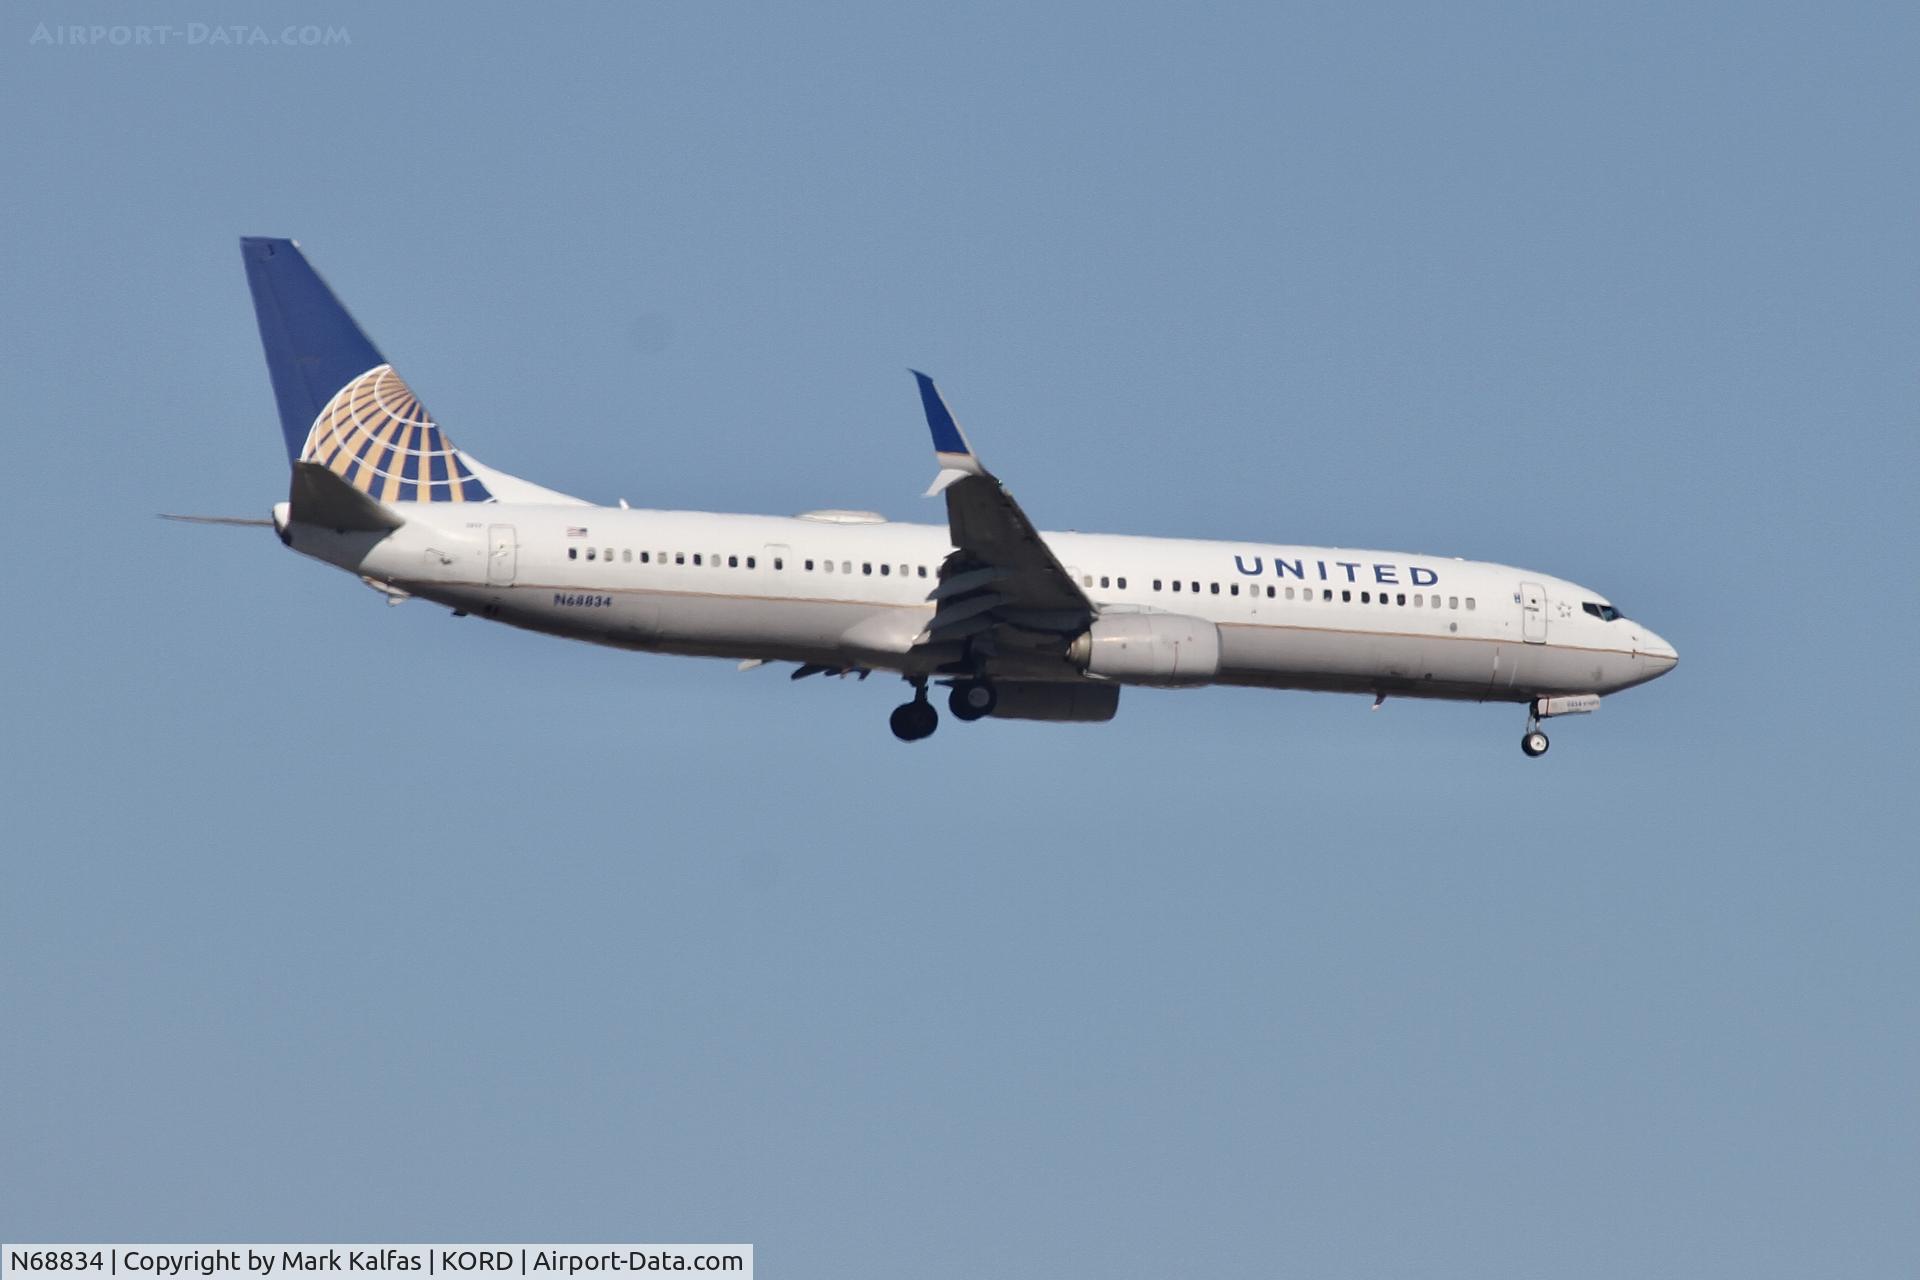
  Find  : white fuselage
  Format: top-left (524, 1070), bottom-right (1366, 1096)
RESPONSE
top-left (280, 501), bottom-right (1679, 705)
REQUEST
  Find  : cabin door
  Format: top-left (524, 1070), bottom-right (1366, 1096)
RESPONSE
top-left (487, 525), bottom-right (517, 586)
top-left (1519, 581), bottom-right (1547, 643)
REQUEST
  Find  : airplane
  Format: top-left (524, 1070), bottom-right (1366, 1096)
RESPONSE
top-left (209, 237), bottom-right (1677, 755)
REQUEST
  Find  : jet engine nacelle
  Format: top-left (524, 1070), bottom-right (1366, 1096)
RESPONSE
top-left (988, 681), bottom-right (1121, 723)
top-left (1068, 613), bottom-right (1221, 685)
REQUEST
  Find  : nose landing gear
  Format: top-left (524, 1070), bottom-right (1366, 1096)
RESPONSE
top-left (1520, 702), bottom-right (1551, 756)
top-left (1518, 693), bottom-right (1601, 757)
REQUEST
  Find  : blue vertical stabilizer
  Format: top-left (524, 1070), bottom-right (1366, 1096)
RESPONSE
top-left (240, 237), bottom-right (493, 504)
top-left (241, 237), bottom-right (386, 462)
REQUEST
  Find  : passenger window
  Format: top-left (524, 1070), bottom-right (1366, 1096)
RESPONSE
top-left (1267, 586), bottom-right (1276, 598)
top-left (692, 553), bottom-right (702, 566)
top-left (1082, 574), bottom-right (1093, 587)
top-left (1191, 582), bottom-right (1200, 594)
top-left (1210, 583), bottom-right (1220, 595)
top-left (862, 562), bottom-right (873, 575)
top-left (1230, 583), bottom-right (1239, 596)
top-left (1431, 595), bottom-right (1441, 609)
top-left (1153, 579), bottom-right (1163, 591)
top-left (1171, 580), bottom-right (1181, 592)
top-left (1284, 586), bottom-right (1293, 600)
top-left (842, 561), bottom-right (851, 574)
top-left (1361, 591), bottom-right (1370, 603)
top-left (568, 547), bottom-right (578, 560)
top-left (1396, 593), bottom-right (1405, 606)
top-left (823, 560), bottom-right (834, 573)
top-left (674, 552), bottom-right (685, 565)
top-left (1466, 597), bottom-right (1476, 611)
top-left (641, 551), bottom-right (651, 564)
top-left (898, 564), bottom-right (908, 577)
top-left (1412, 593), bottom-right (1420, 606)
top-left (1448, 596), bottom-right (1458, 609)
top-left (728, 555), bottom-right (738, 568)
top-left (917, 566), bottom-right (928, 578)
top-left (1342, 590), bottom-right (1351, 602)
top-left (1100, 576), bottom-right (1110, 588)
top-left (749, 557), bottom-right (758, 569)
top-left (586, 547), bottom-right (597, 561)
top-left (804, 559), bottom-right (814, 571)
top-left (880, 563), bottom-right (890, 575)
top-left (622, 549), bottom-right (632, 563)
top-left (1117, 577), bottom-right (1127, 590)
top-left (603, 548), bottom-right (613, 561)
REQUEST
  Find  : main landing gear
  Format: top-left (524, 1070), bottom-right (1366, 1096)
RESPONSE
top-left (890, 679), bottom-right (939, 742)
top-left (947, 679), bottom-right (998, 722)
top-left (890, 677), bottom-right (999, 741)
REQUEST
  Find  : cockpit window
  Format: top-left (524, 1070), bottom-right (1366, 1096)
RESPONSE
top-left (1583, 601), bottom-right (1623, 622)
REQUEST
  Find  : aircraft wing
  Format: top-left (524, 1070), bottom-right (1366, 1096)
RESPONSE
top-left (912, 372), bottom-right (1094, 647)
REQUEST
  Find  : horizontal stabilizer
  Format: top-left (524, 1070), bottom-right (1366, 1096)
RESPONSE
top-left (288, 461), bottom-right (404, 532)
top-left (160, 513), bottom-right (274, 527)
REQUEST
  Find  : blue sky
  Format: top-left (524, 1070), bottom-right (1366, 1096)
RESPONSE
top-left (3, 2), bottom-right (1916, 1275)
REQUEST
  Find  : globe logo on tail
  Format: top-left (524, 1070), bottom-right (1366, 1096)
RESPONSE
top-left (301, 364), bottom-right (491, 503)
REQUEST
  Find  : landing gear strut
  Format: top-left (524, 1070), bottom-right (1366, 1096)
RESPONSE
top-left (890, 679), bottom-right (938, 743)
top-left (947, 678), bottom-right (998, 722)
top-left (1521, 707), bottom-right (1550, 758)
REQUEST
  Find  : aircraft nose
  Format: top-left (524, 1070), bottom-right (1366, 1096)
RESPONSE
top-left (1637, 628), bottom-right (1679, 674)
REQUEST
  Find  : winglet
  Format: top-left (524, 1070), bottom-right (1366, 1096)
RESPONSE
top-left (912, 371), bottom-right (986, 493)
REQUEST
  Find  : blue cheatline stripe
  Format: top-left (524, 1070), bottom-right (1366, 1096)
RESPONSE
top-left (911, 370), bottom-right (970, 455)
